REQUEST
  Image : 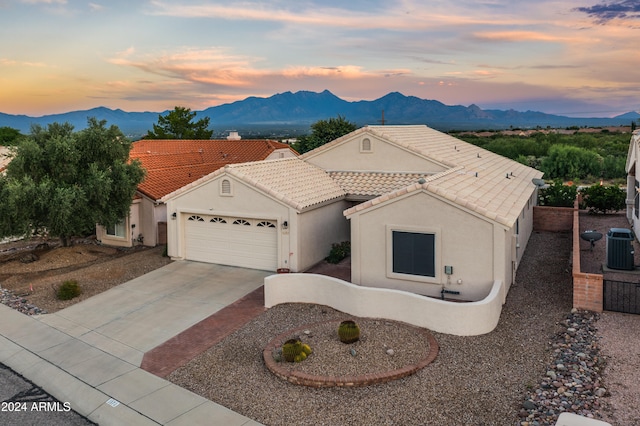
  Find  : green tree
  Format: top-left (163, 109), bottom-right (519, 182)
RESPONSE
top-left (540, 145), bottom-right (602, 180)
top-left (0, 118), bottom-right (145, 246)
top-left (0, 127), bottom-right (22, 145)
top-left (538, 179), bottom-right (577, 207)
top-left (145, 106), bottom-right (213, 139)
top-left (294, 115), bottom-right (357, 153)
top-left (580, 184), bottom-right (626, 214)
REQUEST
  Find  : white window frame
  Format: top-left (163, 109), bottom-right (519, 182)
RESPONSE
top-left (105, 219), bottom-right (127, 239)
top-left (386, 225), bottom-right (441, 284)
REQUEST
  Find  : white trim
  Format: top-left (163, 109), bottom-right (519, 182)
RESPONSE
top-left (386, 224), bottom-right (442, 284)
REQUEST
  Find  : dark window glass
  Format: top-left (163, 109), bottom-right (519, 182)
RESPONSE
top-left (392, 231), bottom-right (435, 277)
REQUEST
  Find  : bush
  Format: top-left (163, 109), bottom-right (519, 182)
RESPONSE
top-left (538, 180), bottom-right (577, 207)
top-left (580, 184), bottom-right (626, 214)
top-left (56, 279), bottom-right (81, 300)
top-left (325, 241), bottom-right (350, 264)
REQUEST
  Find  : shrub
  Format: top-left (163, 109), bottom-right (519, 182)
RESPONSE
top-left (56, 279), bottom-right (81, 300)
top-left (580, 184), bottom-right (626, 214)
top-left (326, 241), bottom-right (350, 264)
top-left (538, 180), bottom-right (577, 207)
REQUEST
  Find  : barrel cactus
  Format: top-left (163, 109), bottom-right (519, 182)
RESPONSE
top-left (338, 320), bottom-right (360, 344)
top-left (282, 339), bottom-right (302, 362)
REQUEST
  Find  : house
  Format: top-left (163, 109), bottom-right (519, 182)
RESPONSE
top-left (625, 130), bottom-right (640, 235)
top-left (96, 138), bottom-right (297, 248)
top-left (163, 125), bottom-right (543, 302)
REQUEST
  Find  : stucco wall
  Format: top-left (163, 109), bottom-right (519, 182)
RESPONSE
top-left (297, 200), bottom-right (351, 271)
top-left (264, 274), bottom-right (505, 336)
top-left (304, 133), bottom-right (447, 173)
top-left (350, 190), bottom-right (496, 301)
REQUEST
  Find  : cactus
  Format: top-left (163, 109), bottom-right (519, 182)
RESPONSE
top-left (301, 343), bottom-right (312, 355)
top-left (338, 320), bottom-right (360, 344)
top-left (282, 338), bottom-right (313, 362)
top-left (282, 339), bottom-right (302, 362)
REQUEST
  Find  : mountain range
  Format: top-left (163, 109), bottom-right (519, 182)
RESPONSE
top-left (2, 90), bottom-right (638, 138)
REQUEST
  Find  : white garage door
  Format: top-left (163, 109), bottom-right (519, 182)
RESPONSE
top-left (184, 215), bottom-right (278, 271)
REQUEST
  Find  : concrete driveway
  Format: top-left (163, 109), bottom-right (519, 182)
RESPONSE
top-left (37, 261), bottom-right (270, 367)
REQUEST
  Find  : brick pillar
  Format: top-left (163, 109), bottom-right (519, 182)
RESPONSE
top-left (572, 272), bottom-right (603, 313)
top-left (572, 199), bottom-right (603, 312)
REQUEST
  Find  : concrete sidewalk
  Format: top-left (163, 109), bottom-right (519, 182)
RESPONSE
top-left (0, 261), bottom-right (268, 425)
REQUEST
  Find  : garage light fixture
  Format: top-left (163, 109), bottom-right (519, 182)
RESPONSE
top-left (282, 221), bottom-right (288, 230)
top-left (171, 212), bottom-right (177, 220)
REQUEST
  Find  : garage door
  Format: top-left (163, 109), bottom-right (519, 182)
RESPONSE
top-left (184, 214), bottom-right (278, 271)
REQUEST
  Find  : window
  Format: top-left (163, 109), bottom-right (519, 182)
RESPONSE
top-left (210, 217), bottom-right (227, 224)
top-left (361, 138), bottom-right (372, 152)
top-left (392, 231), bottom-right (435, 277)
top-left (221, 179), bottom-right (232, 195)
top-left (233, 219), bottom-right (251, 226)
top-left (188, 215), bottom-right (204, 221)
top-left (106, 219), bottom-right (126, 238)
top-left (257, 221), bottom-right (276, 228)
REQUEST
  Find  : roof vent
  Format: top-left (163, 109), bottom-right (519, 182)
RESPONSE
top-left (227, 131), bottom-right (241, 140)
top-left (418, 178), bottom-right (426, 184)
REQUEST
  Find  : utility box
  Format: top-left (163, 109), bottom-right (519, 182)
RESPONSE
top-left (606, 228), bottom-right (635, 270)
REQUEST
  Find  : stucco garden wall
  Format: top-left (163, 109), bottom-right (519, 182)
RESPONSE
top-left (264, 274), bottom-right (505, 336)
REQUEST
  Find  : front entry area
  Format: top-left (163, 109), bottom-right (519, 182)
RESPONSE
top-left (184, 214), bottom-right (278, 271)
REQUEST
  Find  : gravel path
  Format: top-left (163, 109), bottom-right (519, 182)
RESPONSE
top-left (169, 230), bottom-right (582, 426)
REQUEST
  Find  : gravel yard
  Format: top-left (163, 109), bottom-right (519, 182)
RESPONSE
top-left (168, 230), bottom-right (577, 426)
top-left (0, 237), bottom-right (172, 313)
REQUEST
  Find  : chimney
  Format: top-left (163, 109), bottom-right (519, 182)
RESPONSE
top-left (227, 131), bottom-right (241, 140)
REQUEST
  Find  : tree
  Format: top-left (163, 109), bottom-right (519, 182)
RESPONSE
top-left (145, 106), bottom-right (213, 139)
top-left (540, 145), bottom-right (602, 181)
top-left (0, 127), bottom-right (22, 145)
top-left (0, 118), bottom-right (145, 246)
top-left (294, 115), bottom-right (357, 153)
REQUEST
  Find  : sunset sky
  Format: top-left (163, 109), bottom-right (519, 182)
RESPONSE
top-left (1, 0), bottom-right (639, 117)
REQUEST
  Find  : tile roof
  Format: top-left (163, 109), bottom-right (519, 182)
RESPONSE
top-left (225, 158), bottom-right (346, 211)
top-left (161, 157), bottom-right (346, 212)
top-left (129, 139), bottom-right (295, 200)
top-left (329, 171), bottom-right (431, 197)
top-left (342, 126), bottom-right (544, 228)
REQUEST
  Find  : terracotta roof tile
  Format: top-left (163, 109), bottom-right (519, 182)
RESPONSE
top-left (129, 139), bottom-right (296, 200)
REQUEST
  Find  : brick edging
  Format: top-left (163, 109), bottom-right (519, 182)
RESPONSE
top-left (263, 320), bottom-right (439, 388)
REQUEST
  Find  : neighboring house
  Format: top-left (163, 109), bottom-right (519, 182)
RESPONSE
top-left (96, 138), bottom-right (297, 247)
top-left (163, 125), bottom-right (543, 302)
top-left (625, 130), bottom-right (640, 236)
